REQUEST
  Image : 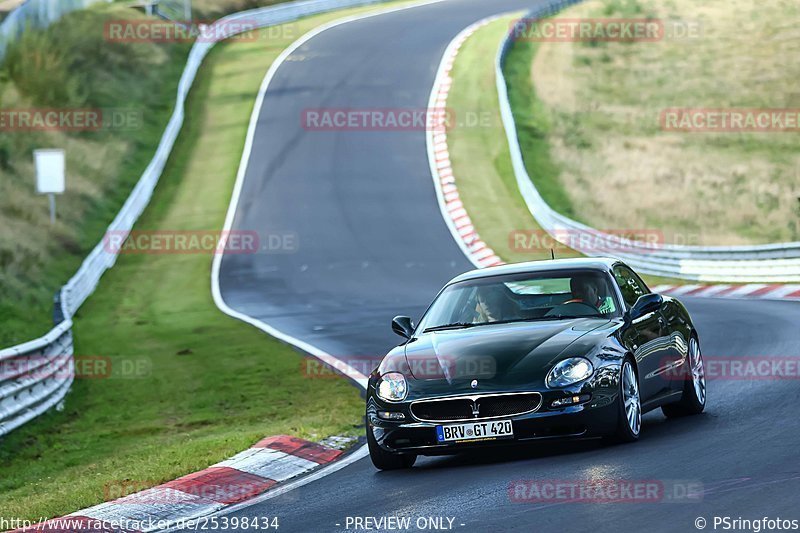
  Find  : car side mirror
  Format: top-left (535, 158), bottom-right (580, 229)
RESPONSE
top-left (391, 316), bottom-right (414, 339)
top-left (628, 293), bottom-right (663, 321)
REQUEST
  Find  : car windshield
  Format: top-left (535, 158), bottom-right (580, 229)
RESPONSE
top-left (417, 269), bottom-right (620, 333)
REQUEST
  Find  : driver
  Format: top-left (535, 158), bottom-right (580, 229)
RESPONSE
top-left (565, 275), bottom-right (603, 310)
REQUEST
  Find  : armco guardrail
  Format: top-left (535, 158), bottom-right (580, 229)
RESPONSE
top-left (0, 0), bottom-right (393, 438)
top-left (497, 3), bottom-right (800, 283)
top-left (0, 314), bottom-right (73, 437)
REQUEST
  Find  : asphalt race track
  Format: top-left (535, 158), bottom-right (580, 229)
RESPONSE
top-left (217, 0), bottom-right (800, 531)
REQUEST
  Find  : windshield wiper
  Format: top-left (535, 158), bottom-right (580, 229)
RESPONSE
top-left (423, 322), bottom-right (477, 333)
top-left (536, 314), bottom-right (604, 320)
top-left (423, 315), bottom-right (605, 332)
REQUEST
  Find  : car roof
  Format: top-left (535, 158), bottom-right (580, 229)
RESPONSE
top-left (447, 257), bottom-right (622, 285)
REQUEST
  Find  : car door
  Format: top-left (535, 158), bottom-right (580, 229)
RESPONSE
top-left (612, 265), bottom-right (670, 403)
top-left (657, 296), bottom-right (693, 395)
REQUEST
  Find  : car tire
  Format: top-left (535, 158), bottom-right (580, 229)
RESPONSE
top-left (367, 424), bottom-right (417, 470)
top-left (662, 335), bottom-right (706, 418)
top-left (609, 357), bottom-right (641, 443)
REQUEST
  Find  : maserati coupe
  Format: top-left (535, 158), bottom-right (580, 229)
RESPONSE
top-left (366, 258), bottom-right (706, 470)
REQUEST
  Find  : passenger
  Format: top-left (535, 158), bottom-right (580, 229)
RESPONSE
top-left (474, 286), bottom-right (504, 323)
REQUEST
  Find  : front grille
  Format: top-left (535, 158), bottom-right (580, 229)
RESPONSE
top-left (411, 398), bottom-right (473, 422)
top-left (410, 392), bottom-right (542, 422)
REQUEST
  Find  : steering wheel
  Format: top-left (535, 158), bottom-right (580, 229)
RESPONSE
top-left (544, 301), bottom-right (599, 317)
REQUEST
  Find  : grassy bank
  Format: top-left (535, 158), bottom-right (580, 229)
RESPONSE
top-left (525, 0), bottom-right (800, 245)
top-left (0, 3), bottom-right (190, 346)
top-left (0, 3), bottom-right (416, 520)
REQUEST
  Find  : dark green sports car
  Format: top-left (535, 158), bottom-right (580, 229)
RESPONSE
top-left (366, 258), bottom-right (706, 470)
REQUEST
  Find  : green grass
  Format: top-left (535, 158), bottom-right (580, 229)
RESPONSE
top-left (0, 2), bottom-right (421, 520)
top-left (503, 34), bottom-right (578, 221)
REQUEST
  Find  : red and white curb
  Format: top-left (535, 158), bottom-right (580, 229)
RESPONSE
top-left (427, 15), bottom-right (507, 270)
top-left (17, 436), bottom-right (347, 532)
top-left (652, 284), bottom-right (800, 301)
top-left (427, 16), bottom-right (800, 304)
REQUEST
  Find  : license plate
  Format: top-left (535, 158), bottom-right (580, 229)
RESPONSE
top-left (436, 419), bottom-right (513, 443)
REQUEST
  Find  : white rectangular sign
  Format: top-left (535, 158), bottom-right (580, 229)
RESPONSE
top-left (34, 149), bottom-right (65, 194)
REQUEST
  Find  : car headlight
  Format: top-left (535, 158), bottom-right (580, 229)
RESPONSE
top-left (546, 357), bottom-right (594, 388)
top-left (376, 372), bottom-right (408, 402)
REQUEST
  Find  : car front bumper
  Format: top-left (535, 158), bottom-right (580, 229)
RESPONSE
top-left (367, 387), bottom-right (620, 456)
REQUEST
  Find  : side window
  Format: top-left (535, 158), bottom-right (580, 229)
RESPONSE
top-left (613, 266), bottom-right (648, 308)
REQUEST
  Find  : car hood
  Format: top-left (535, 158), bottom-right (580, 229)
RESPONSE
top-left (403, 318), bottom-right (610, 388)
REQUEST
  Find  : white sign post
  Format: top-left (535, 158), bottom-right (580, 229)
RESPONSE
top-left (34, 149), bottom-right (65, 225)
